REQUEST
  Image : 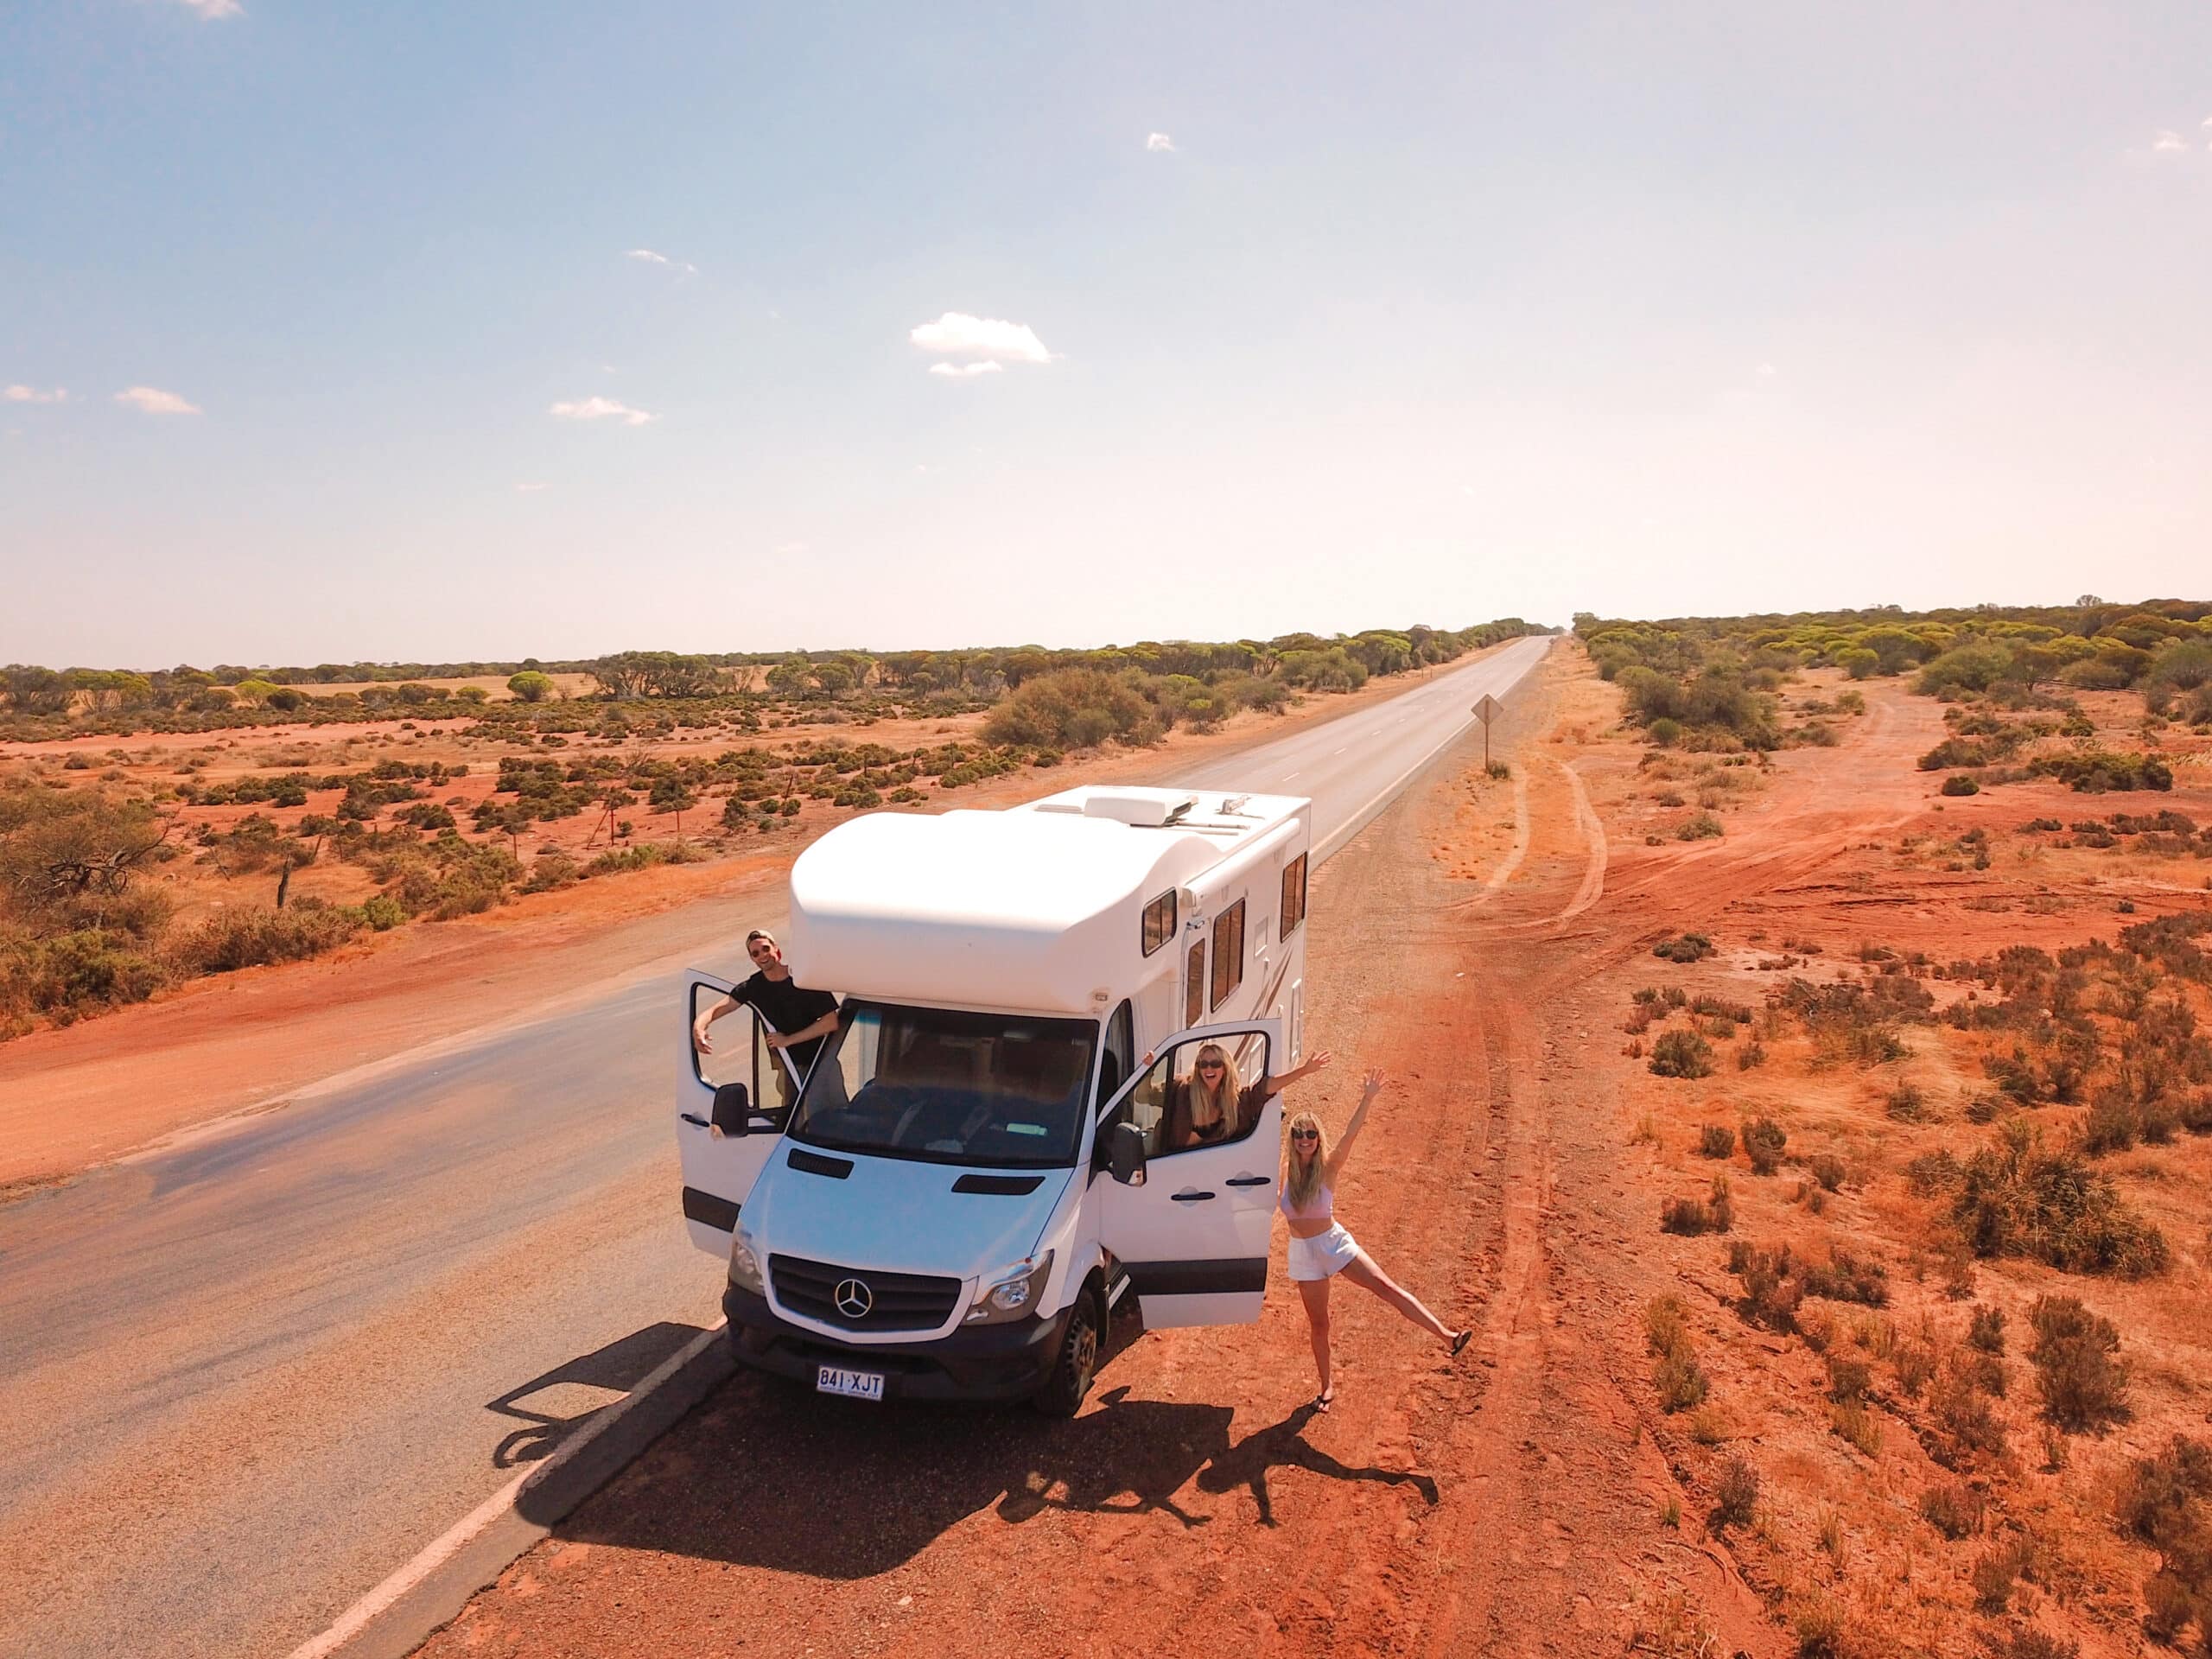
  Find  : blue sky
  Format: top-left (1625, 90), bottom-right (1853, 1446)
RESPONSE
top-left (5, 1), bottom-right (2209, 668)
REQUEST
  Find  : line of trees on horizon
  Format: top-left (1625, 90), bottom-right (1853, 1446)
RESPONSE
top-left (1574, 594), bottom-right (2212, 753)
top-left (0, 618), bottom-right (1554, 735)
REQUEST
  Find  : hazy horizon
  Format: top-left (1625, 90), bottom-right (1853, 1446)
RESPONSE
top-left (8, 2), bottom-right (2210, 667)
top-left (17, 589), bottom-right (2212, 677)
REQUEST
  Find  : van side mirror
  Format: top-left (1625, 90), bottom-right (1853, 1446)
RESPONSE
top-left (1108, 1121), bottom-right (1147, 1186)
top-left (711, 1082), bottom-right (753, 1136)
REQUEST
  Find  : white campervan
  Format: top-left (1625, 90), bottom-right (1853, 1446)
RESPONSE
top-left (675, 785), bottom-right (1312, 1414)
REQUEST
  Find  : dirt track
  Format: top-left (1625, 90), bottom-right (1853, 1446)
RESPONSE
top-left (412, 652), bottom-right (1790, 1658)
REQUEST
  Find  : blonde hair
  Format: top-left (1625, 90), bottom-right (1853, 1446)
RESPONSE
top-left (1282, 1109), bottom-right (1331, 1211)
top-left (1188, 1043), bottom-right (1243, 1133)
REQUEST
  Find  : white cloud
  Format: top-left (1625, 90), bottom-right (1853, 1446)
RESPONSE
top-left (1146, 132), bottom-right (1176, 153)
top-left (908, 312), bottom-right (1052, 367)
top-left (514, 481), bottom-right (548, 493)
top-left (174, 0), bottom-right (244, 18)
top-left (3, 385), bottom-right (66, 404)
top-left (773, 541), bottom-right (808, 556)
top-left (1756, 362), bottom-right (1777, 378)
top-left (928, 360), bottom-right (1005, 379)
top-left (115, 385), bottom-right (201, 416)
top-left (2152, 130), bottom-right (2188, 153)
top-left (626, 248), bottom-right (698, 275)
top-left (549, 396), bottom-right (657, 426)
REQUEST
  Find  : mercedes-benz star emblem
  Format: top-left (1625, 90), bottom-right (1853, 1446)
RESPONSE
top-left (833, 1278), bottom-right (874, 1319)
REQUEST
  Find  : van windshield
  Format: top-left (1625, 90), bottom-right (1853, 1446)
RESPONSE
top-left (787, 1001), bottom-right (1099, 1169)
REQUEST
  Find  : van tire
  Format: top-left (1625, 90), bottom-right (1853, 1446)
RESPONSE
top-left (1033, 1282), bottom-right (1103, 1418)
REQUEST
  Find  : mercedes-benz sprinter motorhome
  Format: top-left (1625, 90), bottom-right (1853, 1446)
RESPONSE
top-left (675, 785), bottom-right (1311, 1414)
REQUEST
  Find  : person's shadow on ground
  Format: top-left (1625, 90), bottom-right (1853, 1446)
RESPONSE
top-left (550, 1333), bottom-right (1440, 1574)
top-left (1194, 1402), bottom-right (1440, 1526)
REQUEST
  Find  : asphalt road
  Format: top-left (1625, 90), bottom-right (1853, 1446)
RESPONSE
top-left (0, 635), bottom-right (1550, 1659)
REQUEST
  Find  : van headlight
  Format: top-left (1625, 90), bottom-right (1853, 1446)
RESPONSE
top-left (728, 1226), bottom-right (766, 1295)
top-left (965, 1252), bottom-right (1052, 1324)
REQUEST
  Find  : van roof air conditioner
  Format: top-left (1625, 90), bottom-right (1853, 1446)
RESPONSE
top-left (1080, 791), bottom-right (1198, 829)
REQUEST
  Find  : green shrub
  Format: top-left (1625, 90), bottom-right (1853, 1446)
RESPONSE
top-left (1661, 1176), bottom-right (1734, 1236)
top-left (2029, 750), bottom-right (2174, 792)
top-left (1950, 1123), bottom-right (2168, 1278)
top-left (1726, 1241), bottom-right (1803, 1331)
top-left (1741, 1116), bottom-right (1787, 1173)
top-left (582, 842), bottom-right (707, 878)
top-left (1940, 774), bottom-right (1980, 797)
top-left (1650, 1029), bottom-right (1715, 1078)
top-left (2029, 1294), bottom-right (2131, 1432)
top-left (170, 906), bottom-right (361, 973)
top-left (1969, 1538), bottom-right (2035, 1613)
top-left (1698, 1123), bottom-right (1736, 1159)
top-left (1646, 1296), bottom-right (1708, 1413)
top-left (1652, 932), bottom-right (1715, 963)
top-left (355, 893), bottom-right (406, 931)
top-left (1675, 812), bottom-right (1724, 840)
top-left (983, 667), bottom-right (1163, 749)
top-left (0, 927), bottom-right (168, 1026)
top-left (2114, 1436), bottom-right (2212, 1648)
top-left (521, 853), bottom-right (579, 893)
top-left (1712, 1455), bottom-right (1758, 1528)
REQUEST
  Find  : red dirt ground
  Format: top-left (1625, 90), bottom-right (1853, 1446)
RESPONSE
top-left (411, 650), bottom-right (2212, 1659)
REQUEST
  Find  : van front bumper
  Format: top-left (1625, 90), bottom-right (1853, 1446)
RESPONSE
top-left (723, 1284), bottom-right (1072, 1402)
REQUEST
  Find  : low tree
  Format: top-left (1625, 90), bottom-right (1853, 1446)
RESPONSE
top-left (0, 664), bottom-right (75, 715)
top-left (507, 671), bottom-right (555, 702)
top-left (650, 777), bottom-right (700, 841)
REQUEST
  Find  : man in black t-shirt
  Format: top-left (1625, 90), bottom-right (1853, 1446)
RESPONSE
top-left (692, 929), bottom-right (841, 1120)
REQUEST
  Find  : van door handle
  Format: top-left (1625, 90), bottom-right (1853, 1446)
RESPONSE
top-left (1224, 1175), bottom-right (1269, 1187)
top-left (1169, 1189), bottom-right (1216, 1203)
top-left (680, 1114), bottom-right (710, 1128)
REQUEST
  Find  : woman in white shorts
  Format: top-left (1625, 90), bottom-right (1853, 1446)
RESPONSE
top-left (1283, 1068), bottom-right (1470, 1411)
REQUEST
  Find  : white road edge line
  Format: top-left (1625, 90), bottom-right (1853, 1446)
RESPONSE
top-left (281, 1322), bottom-right (728, 1659)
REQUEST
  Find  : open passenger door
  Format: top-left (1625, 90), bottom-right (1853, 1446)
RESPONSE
top-left (677, 972), bottom-right (803, 1255)
top-left (1094, 1020), bottom-right (1281, 1327)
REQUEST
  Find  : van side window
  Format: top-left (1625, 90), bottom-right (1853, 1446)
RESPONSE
top-left (1125, 1032), bottom-right (1273, 1158)
top-left (1185, 939), bottom-right (1205, 1028)
top-left (1209, 900), bottom-right (1245, 1011)
top-left (1098, 1000), bottom-right (1134, 1106)
top-left (1141, 891), bottom-right (1177, 957)
top-left (1279, 854), bottom-right (1307, 941)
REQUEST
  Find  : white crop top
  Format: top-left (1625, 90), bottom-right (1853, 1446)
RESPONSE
top-left (1279, 1182), bottom-right (1334, 1222)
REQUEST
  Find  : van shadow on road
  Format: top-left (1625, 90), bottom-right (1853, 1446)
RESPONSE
top-left (539, 1319), bottom-right (1438, 1576)
top-left (487, 1320), bottom-right (709, 1469)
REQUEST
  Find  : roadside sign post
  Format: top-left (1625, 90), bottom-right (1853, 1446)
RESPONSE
top-left (1471, 694), bottom-right (1503, 769)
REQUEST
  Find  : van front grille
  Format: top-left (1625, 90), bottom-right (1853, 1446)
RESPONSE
top-left (769, 1254), bottom-right (963, 1332)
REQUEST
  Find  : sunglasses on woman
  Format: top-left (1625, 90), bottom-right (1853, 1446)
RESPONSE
top-left (1290, 1128), bottom-right (1319, 1141)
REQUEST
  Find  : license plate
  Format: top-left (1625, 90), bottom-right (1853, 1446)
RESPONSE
top-left (816, 1364), bottom-right (886, 1402)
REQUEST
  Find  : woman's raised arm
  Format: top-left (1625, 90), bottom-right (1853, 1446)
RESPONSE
top-left (1261, 1047), bottom-right (1333, 1099)
top-left (1325, 1068), bottom-right (1385, 1181)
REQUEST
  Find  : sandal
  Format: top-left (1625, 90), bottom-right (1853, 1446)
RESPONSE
top-left (1450, 1329), bottom-right (1472, 1357)
top-left (1313, 1388), bottom-right (1336, 1413)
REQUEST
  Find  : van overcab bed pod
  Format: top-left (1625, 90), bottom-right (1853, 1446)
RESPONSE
top-left (676, 785), bottom-right (1313, 1414)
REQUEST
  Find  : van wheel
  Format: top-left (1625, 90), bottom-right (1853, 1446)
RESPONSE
top-left (1033, 1286), bottom-right (1102, 1418)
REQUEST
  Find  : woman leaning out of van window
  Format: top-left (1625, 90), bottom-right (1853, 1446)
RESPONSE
top-left (1155, 1044), bottom-right (1335, 1150)
top-left (1283, 1069), bottom-right (1470, 1412)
